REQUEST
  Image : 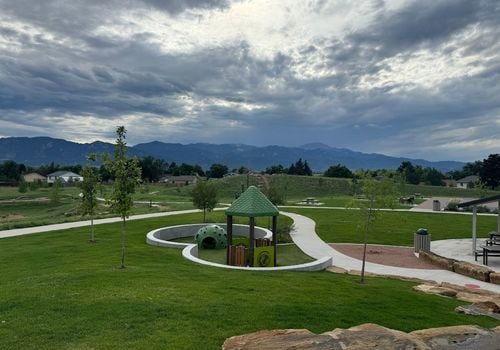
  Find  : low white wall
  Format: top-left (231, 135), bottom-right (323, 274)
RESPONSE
top-left (146, 223), bottom-right (272, 249)
top-left (146, 223), bottom-right (332, 272)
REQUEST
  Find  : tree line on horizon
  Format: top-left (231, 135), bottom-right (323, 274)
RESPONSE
top-left (1, 153), bottom-right (499, 190)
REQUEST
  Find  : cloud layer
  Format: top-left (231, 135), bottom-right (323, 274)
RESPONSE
top-left (0, 0), bottom-right (499, 161)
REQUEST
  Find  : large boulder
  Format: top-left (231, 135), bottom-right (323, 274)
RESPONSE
top-left (410, 325), bottom-right (500, 349)
top-left (324, 323), bottom-right (429, 349)
top-left (223, 324), bottom-right (500, 350)
top-left (418, 251), bottom-right (455, 271)
top-left (222, 329), bottom-right (338, 350)
top-left (490, 272), bottom-right (500, 285)
top-left (452, 261), bottom-right (493, 282)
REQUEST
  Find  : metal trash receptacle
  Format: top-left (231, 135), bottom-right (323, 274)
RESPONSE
top-left (432, 200), bottom-right (441, 211)
top-left (414, 228), bottom-right (431, 253)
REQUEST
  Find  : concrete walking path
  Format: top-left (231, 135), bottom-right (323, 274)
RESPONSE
top-left (0, 209), bottom-right (209, 239)
top-left (282, 211), bottom-right (500, 293)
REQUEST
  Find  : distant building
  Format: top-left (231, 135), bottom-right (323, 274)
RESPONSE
top-left (47, 171), bottom-right (83, 184)
top-left (23, 172), bottom-right (46, 183)
top-left (456, 175), bottom-right (479, 189)
top-left (159, 175), bottom-right (198, 186)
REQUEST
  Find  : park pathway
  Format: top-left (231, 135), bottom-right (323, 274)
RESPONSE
top-left (0, 209), bottom-right (207, 239)
top-left (282, 211), bottom-right (500, 293)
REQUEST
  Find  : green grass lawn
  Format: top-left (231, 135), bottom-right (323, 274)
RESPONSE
top-left (286, 208), bottom-right (499, 246)
top-left (1, 211), bottom-right (498, 349)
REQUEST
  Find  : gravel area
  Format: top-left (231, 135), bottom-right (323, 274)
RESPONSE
top-left (330, 244), bottom-right (441, 269)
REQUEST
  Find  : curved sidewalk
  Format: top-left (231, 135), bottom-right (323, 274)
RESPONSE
top-left (0, 209), bottom-right (207, 239)
top-left (282, 211), bottom-right (500, 293)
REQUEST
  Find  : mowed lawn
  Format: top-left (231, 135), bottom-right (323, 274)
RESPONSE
top-left (286, 208), bottom-right (499, 246)
top-left (0, 211), bottom-right (499, 349)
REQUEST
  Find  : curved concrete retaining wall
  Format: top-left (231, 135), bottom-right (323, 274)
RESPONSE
top-left (146, 223), bottom-right (332, 272)
top-left (182, 244), bottom-right (332, 271)
top-left (146, 223), bottom-right (271, 249)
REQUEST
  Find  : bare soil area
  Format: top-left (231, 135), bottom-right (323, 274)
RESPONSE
top-left (0, 214), bottom-right (25, 222)
top-left (330, 244), bottom-right (440, 269)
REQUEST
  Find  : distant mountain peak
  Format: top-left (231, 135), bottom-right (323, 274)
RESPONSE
top-left (299, 143), bottom-right (332, 150)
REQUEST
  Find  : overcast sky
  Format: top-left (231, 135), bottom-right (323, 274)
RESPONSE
top-left (0, 0), bottom-right (499, 162)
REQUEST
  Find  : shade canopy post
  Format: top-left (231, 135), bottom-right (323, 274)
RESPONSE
top-left (472, 205), bottom-right (477, 254)
top-left (497, 200), bottom-right (500, 233)
top-left (226, 215), bottom-right (233, 265)
top-left (272, 215), bottom-right (277, 267)
top-left (249, 217), bottom-right (255, 267)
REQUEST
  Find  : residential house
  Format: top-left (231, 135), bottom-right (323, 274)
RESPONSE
top-left (456, 175), bottom-right (479, 189)
top-left (23, 172), bottom-right (46, 183)
top-left (47, 171), bottom-right (83, 184)
top-left (159, 175), bottom-right (198, 186)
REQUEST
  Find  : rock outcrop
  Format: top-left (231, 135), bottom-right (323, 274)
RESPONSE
top-left (223, 324), bottom-right (500, 350)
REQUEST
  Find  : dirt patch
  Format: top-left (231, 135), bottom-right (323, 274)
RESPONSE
top-left (331, 244), bottom-right (441, 269)
top-left (0, 214), bottom-right (25, 222)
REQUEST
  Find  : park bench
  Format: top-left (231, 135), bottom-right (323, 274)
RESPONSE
top-left (478, 245), bottom-right (500, 266)
top-left (486, 232), bottom-right (500, 246)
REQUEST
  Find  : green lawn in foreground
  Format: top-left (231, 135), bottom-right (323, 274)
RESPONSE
top-left (0, 211), bottom-right (498, 349)
top-left (287, 208), bottom-right (498, 246)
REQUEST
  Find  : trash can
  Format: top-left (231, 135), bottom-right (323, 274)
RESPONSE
top-left (432, 200), bottom-right (441, 211)
top-left (414, 228), bottom-right (431, 253)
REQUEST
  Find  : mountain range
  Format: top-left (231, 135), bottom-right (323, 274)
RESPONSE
top-left (0, 137), bottom-right (465, 172)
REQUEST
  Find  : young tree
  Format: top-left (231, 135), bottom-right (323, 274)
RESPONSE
top-left (78, 154), bottom-right (101, 242)
top-left (354, 177), bottom-right (397, 283)
top-left (191, 180), bottom-right (218, 222)
top-left (105, 126), bottom-right (142, 268)
top-left (50, 178), bottom-right (63, 203)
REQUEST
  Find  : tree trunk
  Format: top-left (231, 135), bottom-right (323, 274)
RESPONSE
top-left (360, 208), bottom-right (373, 283)
top-left (120, 217), bottom-right (126, 268)
top-left (90, 213), bottom-right (95, 242)
top-left (203, 207), bottom-right (206, 223)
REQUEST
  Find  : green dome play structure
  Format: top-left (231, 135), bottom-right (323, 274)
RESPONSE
top-left (195, 225), bottom-right (227, 249)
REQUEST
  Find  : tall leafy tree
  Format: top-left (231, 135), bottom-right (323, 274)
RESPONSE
top-left (105, 126), bottom-right (142, 268)
top-left (208, 163), bottom-right (228, 178)
top-left (191, 180), bottom-right (218, 222)
top-left (480, 154), bottom-right (500, 189)
top-left (324, 164), bottom-right (354, 178)
top-left (78, 154), bottom-right (101, 242)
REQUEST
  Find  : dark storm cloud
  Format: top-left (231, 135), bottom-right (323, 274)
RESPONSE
top-left (0, 0), bottom-right (499, 160)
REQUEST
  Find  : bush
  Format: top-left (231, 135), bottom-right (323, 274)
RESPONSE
top-left (445, 200), bottom-right (460, 212)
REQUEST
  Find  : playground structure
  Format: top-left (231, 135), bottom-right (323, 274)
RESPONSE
top-left (226, 186), bottom-right (279, 267)
top-left (195, 225), bottom-right (227, 249)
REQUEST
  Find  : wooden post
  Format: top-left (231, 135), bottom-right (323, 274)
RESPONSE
top-left (272, 215), bottom-right (277, 267)
top-left (226, 215), bottom-right (233, 265)
top-left (249, 217), bottom-right (255, 267)
top-left (472, 206), bottom-right (477, 255)
top-left (497, 200), bottom-right (500, 233)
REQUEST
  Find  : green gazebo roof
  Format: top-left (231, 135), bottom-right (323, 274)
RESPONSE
top-left (225, 186), bottom-right (279, 217)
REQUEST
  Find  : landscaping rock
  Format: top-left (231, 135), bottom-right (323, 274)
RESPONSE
top-left (456, 303), bottom-right (500, 320)
top-left (490, 272), bottom-right (500, 285)
top-left (222, 329), bottom-right (338, 349)
top-left (324, 323), bottom-right (429, 349)
top-left (326, 266), bottom-right (348, 274)
top-left (223, 324), bottom-right (500, 350)
top-left (452, 261), bottom-right (493, 282)
top-left (413, 284), bottom-right (457, 298)
top-left (418, 251), bottom-right (455, 271)
top-left (410, 325), bottom-right (500, 349)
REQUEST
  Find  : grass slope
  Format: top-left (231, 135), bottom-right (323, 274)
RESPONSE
top-left (0, 212), bottom-right (498, 349)
top-left (287, 208), bottom-right (499, 246)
